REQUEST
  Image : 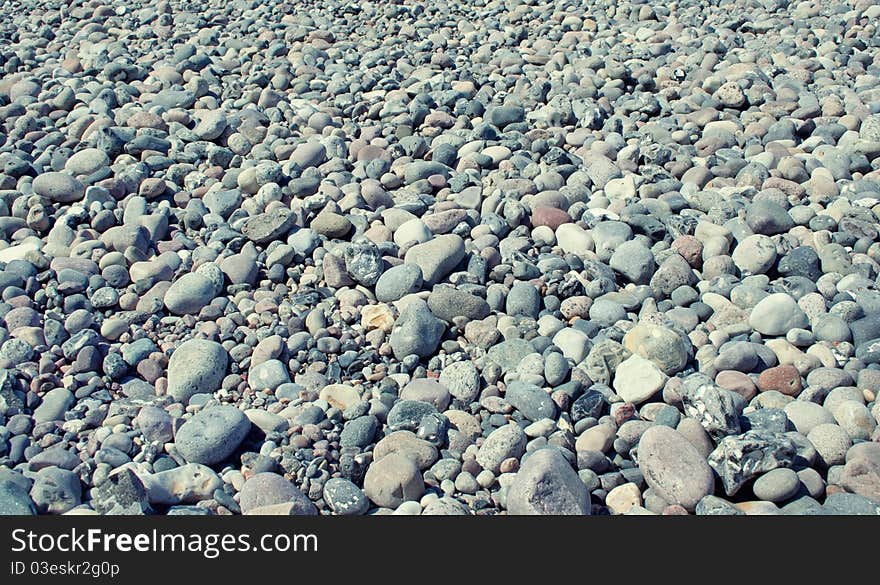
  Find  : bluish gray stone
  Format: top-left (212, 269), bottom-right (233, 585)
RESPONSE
top-left (323, 477), bottom-right (369, 515)
top-left (507, 448), bottom-right (590, 515)
top-left (175, 405), bottom-right (251, 466)
top-left (389, 299), bottom-right (444, 360)
top-left (375, 264), bottom-right (424, 302)
top-left (505, 381), bottom-right (557, 422)
top-left (167, 339), bottom-right (229, 404)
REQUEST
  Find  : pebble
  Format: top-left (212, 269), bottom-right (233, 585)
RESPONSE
top-left (30, 468), bottom-right (82, 514)
top-left (174, 406), bottom-right (252, 466)
top-left (363, 452), bottom-right (425, 509)
top-left (1, 0), bottom-right (878, 518)
top-left (638, 426), bottom-right (715, 512)
top-left (32, 172), bottom-right (84, 203)
top-left (613, 355), bottom-right (667, 405)
top-left (323, 478), bottom-right (369, 516)
top-left (166, 339), bottom-right (228, 404)
top-left (389, 299), bottom-right (445, 359)
top-left (749, 294), bottom-right (809, 336)
top-left (375, 265), bottom-right (424, 302)
top-left (807, 424), bottom-right (852, 468)
top-left (752, 468), bottom-right (801, 503)
top-left (507, 449), bottom-right (590, 515)
top-left (403, 235), bottom-right (465, 286)
top-left (477, 424), bottom-right (528, 474)
top-left (240, 473), bottom-right (317, 516)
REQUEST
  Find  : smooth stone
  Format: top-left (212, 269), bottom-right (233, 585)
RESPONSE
top-left (167, 339), bottom-right (228, 403)
top-left (638, 425), bottom-right (715, 512)
top-left (33, 172), bottom-right (84, 203)
top-left (752, 468), bottom-right (801, 503)
top-left (476, 423), bottom-right (527, 474)
top-left (240, 472), bottom-right (317, 515)
top-left (749, 293), bottom-right (809, 336)
top-left (507, 448), bottom-right (590, 515)
top-left (323, 478), bottom-right (369, 515)
top-left (613, 354), bottom-right (667, 405)
top-left (375, 264), bottom-right (424, 302)
top-left (363, 452), bottom-right (425, 508)
top-left (403, 234), bottom-right (466, 285)
top-left (139, 464), bottom-right (222, 505)
top-left (247, 359), bottom-right (290, 391)
top-left (174, 405), bottom-right (251, 466)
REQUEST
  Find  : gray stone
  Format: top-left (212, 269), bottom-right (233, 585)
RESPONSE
top-left (822, 492), bottom-right (880, 515)
top-left (487, 338), bottom-right (538, 373)
top-left (681, 375), bottom-right (742, 440)
top-left (33, 388), bottom-right (74, 423)
top-left (387, 400), bottom-right (438, 433)
top-left (806, 423), bottom-right (851, 467)
top-left (732, 234), bottom-right (777, 275)
top-left (403, 234), bottom-right (465, 285)
top-left (323, 478), bottom-right (369, 515)
top-left (439, 361), bottom-right (480, 403)
top-left (135, 406), bottom-right (174, 443)
top-left (247, 359), bottom-right (290, 391)
top-left (507, 448), bottom-right (590, 515)
top-left (428, 285), bottom-right (491, 322)
top-left (345, 241), bottom-right (384, 286)
top-left (637, 425), bottom-right (715, 512)
top-left (164, 273), bottom-right (219, 315)
top-left (476, 423), bottom-right (527, 473)
top-left (506, 282), bottom-right (541, 318)
top-left (363, 452), bottom-right (424, 508)
top-left (241, 209), bottom-right (296, 244)
top-left (139, 464), bottom-right (222, 506)
top-left (240, 472), bottom-right (317, 515)
top-left (30, 468), bottom-right (82, 514)
top-left (33, 172), bottom-right (84, 203)
top-left (613, 354), bottom-right (667, 405)
top-left (340, 415), bottom-right (378, 448)
top-left (389, 299), bottom-right (445, 360)
top-left (404, 161), bottom-right (451, 183)
top-left (505, 381), bottom-right (557, 422)
top-left (375, 264), bottom-right (424, 302)
top-left (752, 468), bottom-right (801, 503)
top-left (175, 405), bottom-right (251, 466)
top-left (91, 468), bottom-right (151, 515)
top-left (746, 200), bottom-right (795, 236)
top-left (0, 480), bottom-right (37, 515)
top-left (610, 240), bottom-right (655, 285)
top-left (167, 339), bottom-right (228, 403)
top-left (749, 293), bottom-right (809, 336)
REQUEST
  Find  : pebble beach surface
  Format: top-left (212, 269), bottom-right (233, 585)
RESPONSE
top-left (1, 0), bottom-right (879, 516)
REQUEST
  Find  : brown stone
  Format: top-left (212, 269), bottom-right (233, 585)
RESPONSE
top-left (757, 365), bottom-right (803, 396)
top-left (363, 452), bottom-right (424, 508)
top-left (840, 457), bottom-right (880, 503)
top-left (531, 206), bottom-right (572, 230)
top-left (671, 235), bottom-right (703, 267)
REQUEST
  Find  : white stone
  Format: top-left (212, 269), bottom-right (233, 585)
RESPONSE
top-left (612, 354), bottom-right (667, 404)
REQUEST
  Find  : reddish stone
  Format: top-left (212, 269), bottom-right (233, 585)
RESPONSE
top-left (137, 359), bottom-right (164, 384)
top-left (662, 504), bottom-right (689, 515)
top-left (427, 174), bottom-right (447, 189)
top-left (139, 177), bottom-right (166, 199)
top-left (840, 457), bottom-right (880, 503)
top-left (756, 365), bottom-right (803, 396)
top-left (499, 457), bottom-right (519, 474)
top-left (551, 390), bottom-right (571, 412)
top-left (531, 206), bottom-right (572, 230)
top-left (671, 235), bottom-right (703, 267)
top-left (716, 370), bottom-right (757, 401)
